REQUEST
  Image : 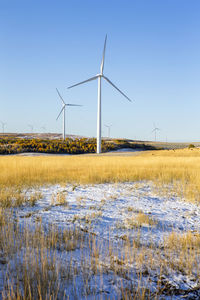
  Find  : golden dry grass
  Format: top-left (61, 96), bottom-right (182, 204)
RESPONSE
top-left (0, 148), bottom-right (200, 202)
top-left (164, 231), bottom-right (200, 276)
top-left (1, 149), bottom-right (200, 298)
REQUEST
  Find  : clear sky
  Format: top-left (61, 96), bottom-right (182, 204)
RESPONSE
top-left (1, 0), bottom-right (200, 141)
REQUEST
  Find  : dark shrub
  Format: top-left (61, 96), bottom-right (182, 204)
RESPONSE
top-left (188, 144), bottom-right (195, 149)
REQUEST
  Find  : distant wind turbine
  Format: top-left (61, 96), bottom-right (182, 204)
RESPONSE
top-left (56, 88), bottom-right (82, 140)
top-left (28, 124), bottom-right (34, 133)
top-left (41, 126), bottom-right (46, 133)
top-left (152, 123), bottom-right (160, 141)
top-left (68, 35), bottom-right (132, 154)
top-left (104, 124), bottom-right (112, 138)
top-left (0, 121), bottom-right (6, 134)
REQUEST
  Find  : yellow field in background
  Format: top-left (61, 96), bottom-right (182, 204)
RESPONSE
top-left (0, 148), bottom-right (200, 201)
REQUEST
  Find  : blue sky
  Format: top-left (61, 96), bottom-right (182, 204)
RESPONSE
top-left (1, 0), bottom-right (200, 141)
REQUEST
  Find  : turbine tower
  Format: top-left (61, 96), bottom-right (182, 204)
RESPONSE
top-left (56, 88), bottom-right (82, 140)
top-left (68, 35), bottom-right (132, 154)
top-left (0, 121), bottom-right (6, 134)
top-left (152, 123), bottom-right (160, 141)
top-left (104, 124), bottom-right (112, 138)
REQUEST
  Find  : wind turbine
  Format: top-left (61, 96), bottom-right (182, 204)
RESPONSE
top-left (104, 124), bottom-right (112, 138)
top-left (68, 35), bottom-right (132, 154)
top-left (152, 123), bottom-right (160, 141)
top-left (56, 88), bottom-right (82, 140)
top-left (41, 126), bottom-right (46, 133)
top-left (0, 121), bottom-right (6, 134)
top-left (28, 124), bottom-right (34, 133)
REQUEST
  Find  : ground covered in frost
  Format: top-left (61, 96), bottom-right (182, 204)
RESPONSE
top-left (1, 181), bottom-right (200, 299)
top-left (19, 182), bottom-right (200, 243)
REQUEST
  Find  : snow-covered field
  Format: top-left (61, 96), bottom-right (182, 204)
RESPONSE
top-left (1, 181), bottom-right (200, 299)
top-left (18, 182), bottom-right (200, 244)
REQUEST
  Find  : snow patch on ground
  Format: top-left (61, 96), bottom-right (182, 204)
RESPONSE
top-left (18, 182), bottom-right (200, 244)
top-left (109, 148), bottom-right (144, 152)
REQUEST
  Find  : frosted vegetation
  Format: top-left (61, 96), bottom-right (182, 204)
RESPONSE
top-left (0, 148), bottom-right (200, 299)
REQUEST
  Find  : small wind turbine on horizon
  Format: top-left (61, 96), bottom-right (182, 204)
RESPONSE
top-left (28, 124), bottom-right (34, 133)
top-left (41, 126), bottom-right (46, 133)
top-left (0, 121), bottom-right (6, 134)
top-left (104, 124), bottom-right (112, 138)
top-left (56, 88), bottom-right (82, 140)
top-left (152, 123), bottom-right (160, 142)
top-left (68, 35), bottom-right (132, 154)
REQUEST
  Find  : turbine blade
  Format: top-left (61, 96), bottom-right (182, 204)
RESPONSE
top-left (66, 104), bottom-right (83, 107)
top-left (56, 106), bottom-right (65, 120)
top-left (68, 75), bottom-right (99, 89)
top-left (100, 35), bottom-right (107, 74)
top-left (152, 128), bottom-right (160, 132)
top-left (103, 75), bottom-right (132, 102)
top-left (56, 88), bottom-right (66, 105)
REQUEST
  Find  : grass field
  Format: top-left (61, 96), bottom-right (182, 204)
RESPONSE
top-left (0, 148), bottom-right (200, 201)
top-left (0, 148), bottom-right (200, 299)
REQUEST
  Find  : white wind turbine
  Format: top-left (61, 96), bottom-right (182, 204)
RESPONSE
top-left (56, 88), bottom-right (82, 140)
top-left (104, 124), bottom-right (112, 138)
top-left (68, 35), bottom-right (132, 154)
top-left (0, 121), bottom-right (6, 134)
top-left (28, 124), bottom-right (34, 133)
top-left (152, 123), bottom-right (160, 141)
top-left (41, 126), bottom-right (46, 133)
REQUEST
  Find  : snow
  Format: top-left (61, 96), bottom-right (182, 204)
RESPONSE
top-left (18, 182), bottom-right (200, 244)
top-left (16, 152), bottom-right (71, 156)
top-left (1, 181), bottom-right (200, 298)
top-left (109, 148), bottom-right (144, 152)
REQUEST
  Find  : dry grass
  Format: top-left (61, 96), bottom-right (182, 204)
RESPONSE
top-left (164, 231), bottom-right (200, 276)
top-left (124, 212), bottom-right (157, 229)
top-left (0, 149), bottom-right (197, 186)
top-left (1, 148), bottom-right (200, 298)
top-left (0, 188), bottom-right (42, 208)
top-left (0, 210), bottom-right (86, 299)
top-left (0, 205), bottom-right (200, 299)
top-left (0, 148), bottom-right (200, 203)
top-left (55, 191), bottom-right (68, 206)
